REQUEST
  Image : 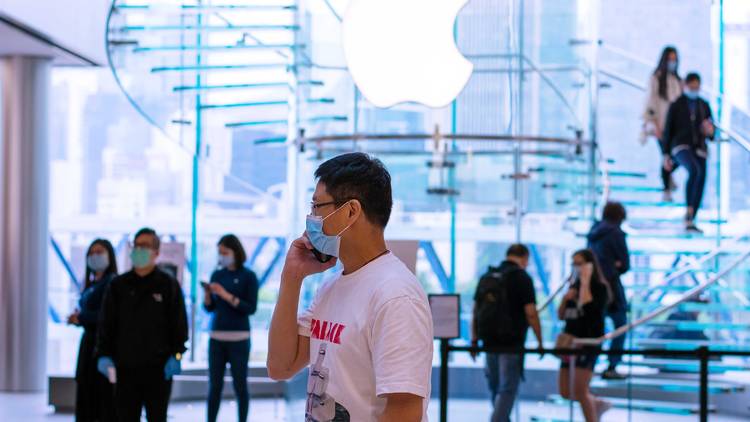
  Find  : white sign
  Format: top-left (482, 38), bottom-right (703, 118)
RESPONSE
top-left (429, 294), bottom-right (461, 339)
top-left (342, 0), bottom-right (474, 108)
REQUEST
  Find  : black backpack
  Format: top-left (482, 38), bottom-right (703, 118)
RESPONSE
top-left (474, 266), bottom-right (516, 344)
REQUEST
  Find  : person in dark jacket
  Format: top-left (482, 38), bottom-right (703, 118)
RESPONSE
top-left (558, 249), bottom-right (611, 422)
top-left (68, 239), bottom-right (118, 422)
top-left (662, 72), bottom-right (715, 233)
top-left (96, 228), bottom-right (188, 422)
top-left (203, 234), bottom-right (259, 422)
top-left (587, 202), bottom-right (630, 380)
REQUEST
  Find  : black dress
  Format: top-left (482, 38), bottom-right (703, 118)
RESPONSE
top-left (75, 273), bottom-right (116, 422)
top-left (560, 279), bottom-right (609, 369)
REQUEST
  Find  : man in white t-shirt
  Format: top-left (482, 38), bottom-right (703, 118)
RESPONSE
top-left (268, 153), bottom-right (434, 422)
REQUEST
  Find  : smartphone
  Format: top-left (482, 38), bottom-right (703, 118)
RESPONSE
top-left (311, 248), bottom-right (333, 263)
top-left (200, 281), bottom-right (210, 289)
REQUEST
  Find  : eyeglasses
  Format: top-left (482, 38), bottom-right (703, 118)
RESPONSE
top-left (309, 198), bottom-right (355, 215)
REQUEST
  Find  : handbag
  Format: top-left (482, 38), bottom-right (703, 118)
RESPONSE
top-left (554, 332), bottom-right (578, 359)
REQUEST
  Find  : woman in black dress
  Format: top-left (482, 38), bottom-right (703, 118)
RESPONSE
top-left (67, 239), bottom-right (118, 421)
top-left (557, 249), bottom-right (611, 422)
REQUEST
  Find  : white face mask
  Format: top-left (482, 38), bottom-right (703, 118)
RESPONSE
top-left (219, 254), bottom-right (235, 269)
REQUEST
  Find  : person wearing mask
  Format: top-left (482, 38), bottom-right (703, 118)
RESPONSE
top-left (96, 228), bottom-right (189, 422)
top-left (68, 239), bottom-right (118, 422)
top-left (203, 234), bottom-right (259, 422)
top-left (642, 46), bottom-right (683, 202)
top-left (558, 250), bottom-right (611, 422)
top-left (587, 202), bottom-right (630, 380)
top-left (662, 72), bottom-right (715, 233)
top-left (267, 153), bottom-right (434, 422)
top-left (470, 244), bottom-right (543, 422)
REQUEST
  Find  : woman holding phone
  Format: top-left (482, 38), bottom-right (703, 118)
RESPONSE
top-left (68, 238), bottom-right (118, 422)
top-left (557, 249), bottom-right (611, 422)
top-left (203, 234), bottom-right (259, 422)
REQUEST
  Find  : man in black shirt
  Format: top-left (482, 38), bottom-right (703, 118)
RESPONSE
top-left (96, 228), bottom-right (188, 422)
top-left (662, 72), bottom-right (715, 233)
top-left (471, 244), bottom-right (542, 422)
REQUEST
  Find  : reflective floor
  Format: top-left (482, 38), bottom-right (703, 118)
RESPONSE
top-left (3, 393), bottom-right (750, 422)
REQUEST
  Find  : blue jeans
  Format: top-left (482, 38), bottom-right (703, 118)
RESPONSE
top-left (606, 308), bottom-right (627, 368)
top-left (673, 149), bottom-right (707, 218)
top-left (208, 338), bottom-right (250, 422)
top-left (485, 353), bottom-right (523, 422)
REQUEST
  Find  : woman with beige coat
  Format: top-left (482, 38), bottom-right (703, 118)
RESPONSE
top-left (643, 46), bottom-right (683, 202)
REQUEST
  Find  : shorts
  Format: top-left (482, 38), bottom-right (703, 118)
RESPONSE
top-left (560, 348), bottom-right (600, 370)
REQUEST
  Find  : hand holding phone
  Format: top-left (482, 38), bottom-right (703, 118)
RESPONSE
top-left (200, 281), bottom-right (210, 290)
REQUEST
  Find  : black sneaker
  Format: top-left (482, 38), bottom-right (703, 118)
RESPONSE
top-left (686, 223), bottom-right (704, 234)
top-left (601, 368), bottom-right (628, 380)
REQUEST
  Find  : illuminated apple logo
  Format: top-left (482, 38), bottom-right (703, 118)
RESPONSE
top-left (342, 0), bottom-right (473, 109)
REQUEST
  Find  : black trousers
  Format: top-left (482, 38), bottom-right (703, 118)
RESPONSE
top-left (75, 329), bottom-right (116, 422)
top-left (207, 338), bottom-right (251, 422)
top-left (115, 364), bottom-right (172, 422)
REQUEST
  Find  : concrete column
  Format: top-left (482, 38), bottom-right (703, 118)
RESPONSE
top-left (0, 56), bottom-right (51, 391)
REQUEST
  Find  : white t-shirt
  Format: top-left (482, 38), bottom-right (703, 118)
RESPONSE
top-left (298, 252), bottom-right (434, 422)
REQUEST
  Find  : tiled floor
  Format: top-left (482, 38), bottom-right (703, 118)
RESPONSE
top-left (1, 393), bottom-right (749, 422)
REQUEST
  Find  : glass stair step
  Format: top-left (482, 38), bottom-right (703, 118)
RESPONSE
top-left (635, 339), bottom-right (750, 352)
top-left (115, 4), bottom-right (297, 12)
top-left (619, 200), bottom-right (686, 208)
top-left (646, 285), bottom-right (750, 294)
top-left (134, 43), bottom-right (305, 53)
top-left (172, 80), bottom-right (323, 91)
top-left (632, 303), bottom-right (750, 313)
top-left (623, 358), bottom-right (750, 373)
top-left (253, 137), bottom-right (288, 145)
top-left (547, 394), bottom-right (713, 415)
top-left (151, 63), bottom-right (290, 73)
top-left (199, 98), bottom-right (332, 110)
top-left (226, 115), bottom-right (347, 128)
top-left (591, 377), bottom-right (744, 394)
top-left (646, 320), bottom-right (750, 330)
top-left (530, 166), bottom-right (647, 178)
top-left (118, 24), bottom-right (300, 32)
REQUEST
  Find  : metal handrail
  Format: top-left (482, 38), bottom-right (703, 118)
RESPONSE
top-left (575, 249), bottom-right (750, 346)
top-left (297, 132), bottom-right (590, 146)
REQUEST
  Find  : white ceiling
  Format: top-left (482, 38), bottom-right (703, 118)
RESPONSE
top-left (0, 13), bottom-right (98, 66)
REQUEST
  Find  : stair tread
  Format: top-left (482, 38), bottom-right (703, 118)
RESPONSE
top-left (548, 394), bottom-right (715, 413)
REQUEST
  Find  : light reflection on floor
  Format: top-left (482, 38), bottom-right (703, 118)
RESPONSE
top-left (2, 394), bottom-right (749, 422)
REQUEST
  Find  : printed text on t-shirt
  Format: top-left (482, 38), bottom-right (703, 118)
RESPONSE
top-left (310, 318), bottom-right (346, 344)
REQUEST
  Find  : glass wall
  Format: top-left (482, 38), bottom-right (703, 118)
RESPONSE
top-left (47, 0), bottom-right (750, 383)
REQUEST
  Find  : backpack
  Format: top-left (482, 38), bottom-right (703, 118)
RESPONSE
top-left (474, 266), bottom-right (516, 344)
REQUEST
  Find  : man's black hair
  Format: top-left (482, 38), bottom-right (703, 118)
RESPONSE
top-left (134, 227), bottom-right (161, 251)
top-left (685, 72), bottom-right (701, 84)
top-left (506, 244), bottom-right (530, 259)
top-left (314, 152), bottom-right (393, 228)
top-left (218, 234), bottom-right (247, 267)
top-left (602, 201), bottom-right (627, 225)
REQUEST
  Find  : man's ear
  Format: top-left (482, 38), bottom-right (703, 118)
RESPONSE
top-left (348, 199), bottom-right (362, 221)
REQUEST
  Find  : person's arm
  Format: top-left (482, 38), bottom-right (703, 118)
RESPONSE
top-left (77, 284), bottom-right (105, 326)
top-left (203, 273), bottom-right (215, 311)
top-left (643, 75), bottom-right (660, 127)
top-left (524, 303), bottom-right (543, 347)
top-left (170, 279), bottom-right (189, 355)
top-left (379, 393), bottom-right (423, 422)
top-left (267, 235), bottom-right (335, 380)
top-left (233, 271), bottom-right (258, 315)
top-left (703, 101), bottom-right (716, 140)
top-left (95, 282), bottom-right (116, 358)
top-left (614, 232), bottom-right (630, 276)
top-left (662, 102), bottom-right (676, 160)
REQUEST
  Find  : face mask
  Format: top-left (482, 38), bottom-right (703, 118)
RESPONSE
top-left (306, 203), bottom-right (353, 258)
top-left (667, 60), bottom-right (678, 73)
top-left (130, 248), bottom-right (152, 269)
top-left (219, 254), bottom-right (235, 269)
top-left (684, 89), bottom-right (699, 100)
top-left (87, 253), bottom-right (109, 272)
